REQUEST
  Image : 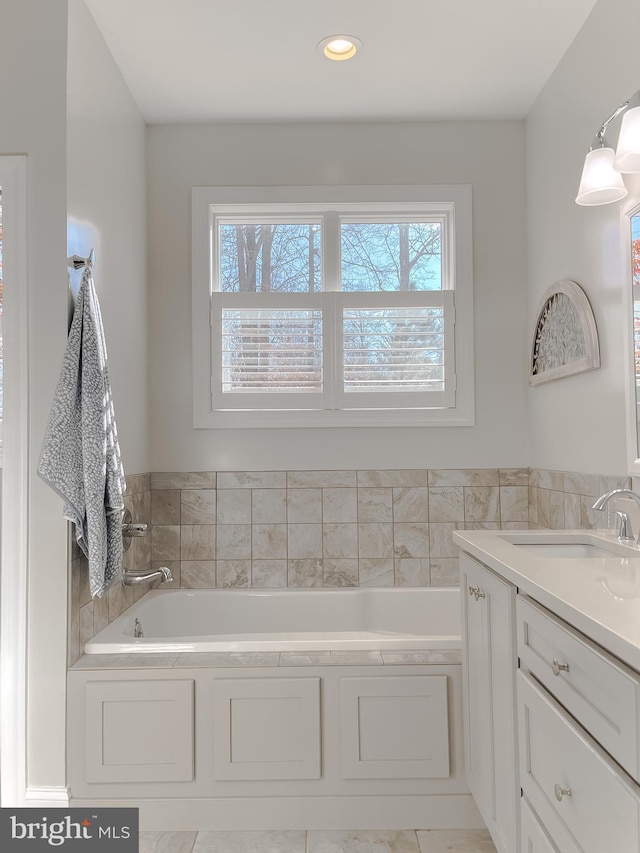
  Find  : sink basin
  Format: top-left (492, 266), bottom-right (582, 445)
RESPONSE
top-left (500, 533), bottom-right (640, 558)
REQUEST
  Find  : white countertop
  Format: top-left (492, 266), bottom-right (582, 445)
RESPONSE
top-left (453, 528), bottom-right (640, 673)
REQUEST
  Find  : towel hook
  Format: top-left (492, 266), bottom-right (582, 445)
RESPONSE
top-left (67, 248), bottom-right (95, 271)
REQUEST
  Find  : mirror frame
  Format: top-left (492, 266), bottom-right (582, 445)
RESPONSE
top-left (624, 198), bottom-right (640, 474)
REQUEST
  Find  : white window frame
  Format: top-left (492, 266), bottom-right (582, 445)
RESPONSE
top-left (192, 185), bottom-right (474, 428)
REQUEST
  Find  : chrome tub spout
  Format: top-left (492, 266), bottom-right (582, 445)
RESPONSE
top-left (122, 566), bottom-right (173, 586)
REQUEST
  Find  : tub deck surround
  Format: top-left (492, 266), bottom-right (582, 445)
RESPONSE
top-left (71, 648), bottom-right (463, 670)
top-left (453, 527), bottom-right (640, 672)
top-left (83, 587), bottom-right (461, 654)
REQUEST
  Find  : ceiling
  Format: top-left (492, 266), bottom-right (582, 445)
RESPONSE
top-left (84, 0), bottom-right (599, 124)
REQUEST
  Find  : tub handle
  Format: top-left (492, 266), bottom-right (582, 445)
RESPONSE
top-left (122, 508), bottom-right (148, 551)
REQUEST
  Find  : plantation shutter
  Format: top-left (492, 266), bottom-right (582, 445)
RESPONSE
top-left (211, 291), bottom-right (455, 411)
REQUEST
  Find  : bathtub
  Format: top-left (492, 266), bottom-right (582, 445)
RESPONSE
top-left (84, 587), bottom-right (461, 654)
top-left (71, 585), bottom-right (478, 830)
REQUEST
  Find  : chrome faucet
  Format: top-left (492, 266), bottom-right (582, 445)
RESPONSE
top-left (592, 488), bottom-right (640, 545)
top-left (122, 565), bottom-right (173, 586)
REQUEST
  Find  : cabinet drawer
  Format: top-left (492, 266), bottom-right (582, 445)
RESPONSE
top-left (517, 594), bottom-right (640, 782)
top-left (521, 798), bottom-right (565, 853)
top-left (518, 671), bottom-right (640, 853)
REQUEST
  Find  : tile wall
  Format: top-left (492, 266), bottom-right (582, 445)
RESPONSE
top-left (67, 466), bottom-right (628, 665)
top-left (148, 468), bottom-right (529, 591)
top-left (528, 469), bottom-right (630, 530)
top-left (68, 473), bottom-right (152, 665)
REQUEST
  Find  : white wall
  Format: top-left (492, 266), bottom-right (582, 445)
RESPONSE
top-left (0, 0), bottom-right (69, 796)
top-left (0, 0), bottom-right (147, 803)
top-left (67, 0), bottom-right (148, 476)
top-left (147, 121), bottom-right (529, 472)
top-left (526, 0), bottom-right (640, 475)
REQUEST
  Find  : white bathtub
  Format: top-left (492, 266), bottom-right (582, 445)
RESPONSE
top-left (84, 587), bottom-right (461, 654)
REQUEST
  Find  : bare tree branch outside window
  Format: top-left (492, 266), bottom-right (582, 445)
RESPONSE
top-left (218, 220), bottom-right (443, 394)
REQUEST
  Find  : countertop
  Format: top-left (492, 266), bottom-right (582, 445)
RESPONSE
top-left (453, 528), bottom-right (640, 673)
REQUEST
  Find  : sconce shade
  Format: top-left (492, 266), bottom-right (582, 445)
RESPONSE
top-left (613, 105), bottom-right (640, 173)
top-left (575, 147), bottom-right (628, 206)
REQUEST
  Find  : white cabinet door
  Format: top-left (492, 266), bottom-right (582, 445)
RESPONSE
top-left (85, 679), bottom-right (194, 783)
top-left (340, 675), bottom-right (450, 779)
top-left (518, 671), bottom-right (640, 853)
top-left (211, 677), bottom-right (321, 780)
top-left (460, 552), bottom-right (519, 853)
top-left (521, 798), bottom-right (564, 853)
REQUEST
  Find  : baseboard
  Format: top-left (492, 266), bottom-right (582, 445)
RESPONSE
top-left (69, 794), bottom-right (483, 831)
top-left (25, 786), bottom-right (71, 807)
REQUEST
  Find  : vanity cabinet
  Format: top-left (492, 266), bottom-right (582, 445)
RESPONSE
top-left (459, 553), bottom-right (519, 853)
top-left (456, 529), bottom-right (640, 853)
top-left (517, 597), bottom-right (640, 853)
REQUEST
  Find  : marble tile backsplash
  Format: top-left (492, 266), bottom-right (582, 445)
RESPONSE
top-left (528, 469), bottom-right (630, 531)
top-left (147, 468), bottom-right (530, 595)
top-left (68, 466), bottom-right (629, 665)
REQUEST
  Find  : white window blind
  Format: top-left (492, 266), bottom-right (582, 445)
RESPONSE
top-left (338, 291), bottom-right (454, 408)
top-left (221, 308), bottom-right (323, 393)
top-left (192, 186), bottom-right (473, 428)
top-left (212, 292), bottom-right (324, 409)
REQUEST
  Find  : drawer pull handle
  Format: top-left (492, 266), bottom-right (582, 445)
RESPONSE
top-left (554, 783), bottom-right (572, 802)
top-left (552, 658), bottom-right (570, 676)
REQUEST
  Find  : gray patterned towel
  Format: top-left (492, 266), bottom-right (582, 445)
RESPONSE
top-left (38, 267), bottom-right (126, 598)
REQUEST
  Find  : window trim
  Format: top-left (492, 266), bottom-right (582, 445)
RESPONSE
top-left (192, 184), bottom-right (474, 428)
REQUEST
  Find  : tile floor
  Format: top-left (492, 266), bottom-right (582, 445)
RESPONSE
top-left (139, 829), bottom-right (497, 853)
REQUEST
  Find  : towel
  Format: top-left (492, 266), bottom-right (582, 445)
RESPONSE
top-left (38, 266), bottom-right (126, 598)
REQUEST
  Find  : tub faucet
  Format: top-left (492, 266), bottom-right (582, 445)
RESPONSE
top-left (122, 566), bottom-right (173, 586)
top-left (592, 488), bottom-right (640, 545)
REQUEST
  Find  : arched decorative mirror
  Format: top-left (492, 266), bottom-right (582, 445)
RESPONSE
top-left (626, 203), bottom-right (640, 473)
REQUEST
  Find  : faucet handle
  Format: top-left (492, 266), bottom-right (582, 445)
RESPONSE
top-left (614, 510), bottom-right (635, 543)
top-left (122, 508), bottom-right (148, 551)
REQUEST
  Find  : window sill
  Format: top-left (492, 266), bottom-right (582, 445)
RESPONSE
top-left (194, 407), bottom-right (475, 429)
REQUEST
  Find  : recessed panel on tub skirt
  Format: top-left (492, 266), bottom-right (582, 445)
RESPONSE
top-left (211, 677), bottom-right (321, 781)
top-left (85, 680), bottom-right (194, 783)
top-left (340, 675), bottom-right (450, 779)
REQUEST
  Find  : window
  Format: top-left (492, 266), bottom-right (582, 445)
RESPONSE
top-left (192, 186), bottom-right (473, 428)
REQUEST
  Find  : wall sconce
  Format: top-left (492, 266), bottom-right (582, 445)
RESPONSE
top-left (575, 90), bottom-right (640, 206)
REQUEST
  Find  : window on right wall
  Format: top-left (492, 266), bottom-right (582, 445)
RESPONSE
top-left (192, 185), bottom-right (474, 429)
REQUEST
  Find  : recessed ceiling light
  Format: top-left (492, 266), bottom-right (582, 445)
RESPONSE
top-left (317, 35), bottom-right (363, 62)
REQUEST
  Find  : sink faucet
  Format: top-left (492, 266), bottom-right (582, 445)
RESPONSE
top-left (592, 489), bottom-right (640, 545)
top-left (122, 566), bottom-right (173, 586)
